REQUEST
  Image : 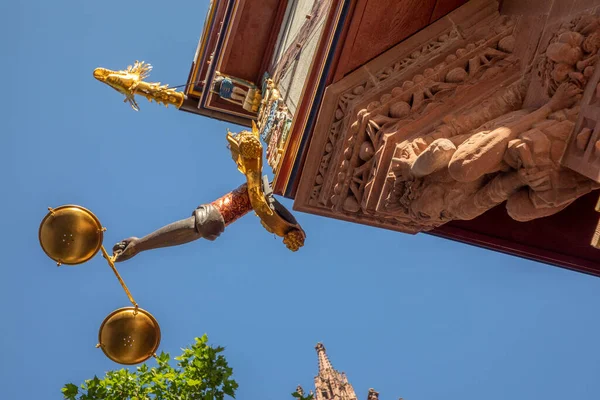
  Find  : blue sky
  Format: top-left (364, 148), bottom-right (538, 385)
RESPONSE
top-left (2, 1), bottom-right (600, 399)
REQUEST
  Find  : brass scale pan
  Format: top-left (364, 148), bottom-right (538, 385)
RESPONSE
top-left (39, 205), bottom-right (160, 365)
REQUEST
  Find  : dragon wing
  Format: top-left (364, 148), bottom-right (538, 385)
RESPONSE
top-left (124, 93), bottom-right (140, 111)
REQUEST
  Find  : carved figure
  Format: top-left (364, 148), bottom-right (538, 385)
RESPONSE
top-left (258, 78), bottom-right (281, 138)
top-left (300, 8), bottom-right (600, 237)
top-left (266, 104), bottom-right (292, 168)
top-left (383, 13), bottom-right (600, 230)
top-left (386, 81), bottom-right (599, 229)
top-left (327, 15), bottom-right (520, 216)
top-left (539, 15), bottom-right (600, 96)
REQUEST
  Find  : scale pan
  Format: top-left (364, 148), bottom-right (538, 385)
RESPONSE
top-left (98, 307), bottom-right (161, 365)
top-left (39, 205), bottom-right (104, 265)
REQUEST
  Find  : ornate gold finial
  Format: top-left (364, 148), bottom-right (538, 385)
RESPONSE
top-left (93, 61), bottom-right (185, 111)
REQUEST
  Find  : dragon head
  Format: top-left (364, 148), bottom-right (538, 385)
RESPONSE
top-left (92, 67), bottom-right (112, 83)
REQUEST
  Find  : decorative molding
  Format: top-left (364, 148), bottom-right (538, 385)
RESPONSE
top-left (313, 29), bottom-right (465, 208)
top-left (295, 0), bottom-right (600, 235)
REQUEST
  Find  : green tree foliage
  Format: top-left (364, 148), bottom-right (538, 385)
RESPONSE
top-left (62, 335), bottom-right (238, 400)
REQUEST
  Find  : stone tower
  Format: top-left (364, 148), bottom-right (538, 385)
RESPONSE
top-left (312, 343), bottom-right (358, 400)
top-left (300, 343), bottom-right (402, 400)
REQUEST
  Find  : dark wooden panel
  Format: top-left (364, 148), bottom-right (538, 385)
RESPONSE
top-left (220, 0), bottom-right (281, 83)
top-left (343, 0), bottom-right (437, 75)
top-left (433, 191), bottom-right (600, 276)
top-left (331, 0), bottom-right (368, 83)
top-left (500, 0), bottom-right (553, 15)
top-left (332, 0), bottom-right (486, 82)
top-left (188, 1), bottom-right (230, 96)
top-left (430, 0), bottom-right (469, 22)
top-left (502, 0), bottom-right (600, 17)
top-left (258, 0), bottom-right (289, 81)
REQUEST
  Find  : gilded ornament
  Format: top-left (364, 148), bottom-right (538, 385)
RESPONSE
top-left (39, 205), bottom-right (161, 365)
top-left (227, 122), bottom-right (306, 251)
top-left (94, 61), bottom-right (185, 111)
top-left (98, 307), bottom-right (161, 365)
top-left (39, 205), bottom-right (104, 266)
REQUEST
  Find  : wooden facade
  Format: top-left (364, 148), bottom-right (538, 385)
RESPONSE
top-left (183, 0), bottom-right (600, 276)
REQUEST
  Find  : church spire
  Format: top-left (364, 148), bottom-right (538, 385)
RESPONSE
top-left (314, 343), bottom-right (358, 400)
top-left (316, 343), bottom-right (333, 373)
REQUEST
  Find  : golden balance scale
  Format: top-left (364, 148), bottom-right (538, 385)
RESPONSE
top-left (38, 62), bottom-right (306, 365)
top-left (39, 205), bottom-right (160, 365)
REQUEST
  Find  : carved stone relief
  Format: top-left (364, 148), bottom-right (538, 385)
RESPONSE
top-left (308, 23), bottom-right (463, 210)
top-left (295, 0), bottom-right (600, 234)
top-left (558, 14), bottom-right (600, 183)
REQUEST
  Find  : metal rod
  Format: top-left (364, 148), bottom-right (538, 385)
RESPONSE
top-left (592, 220), bottom-right (600, 249)
top-left (593, 195), bottom-right (600, 249)
top-left (101, 245), bottom-right (138, 308)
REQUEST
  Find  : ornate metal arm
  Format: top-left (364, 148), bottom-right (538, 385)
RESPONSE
top-left (91, 61), bottom-right (305, 253)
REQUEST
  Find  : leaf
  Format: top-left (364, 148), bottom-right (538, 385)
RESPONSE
top-left (61, 383), bottom-right (79, 399)
top-left (223, 386), bottom-right (235, 396)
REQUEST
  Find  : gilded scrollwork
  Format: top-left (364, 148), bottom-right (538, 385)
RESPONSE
top-left (227, 123), bottom-right (306, 251)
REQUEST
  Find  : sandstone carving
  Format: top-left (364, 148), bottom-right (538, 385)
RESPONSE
top-left (308, 25), bottom-right (462, 208)
top-left (538, 15), bottom-right (600, 97)
top-left (296, 0), bottom-right (600, 235)
top-left (385, 82), bottom-right (598, 231)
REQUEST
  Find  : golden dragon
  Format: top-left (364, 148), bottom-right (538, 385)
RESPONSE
top-left (93, 61), bottom-right (185, 111)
